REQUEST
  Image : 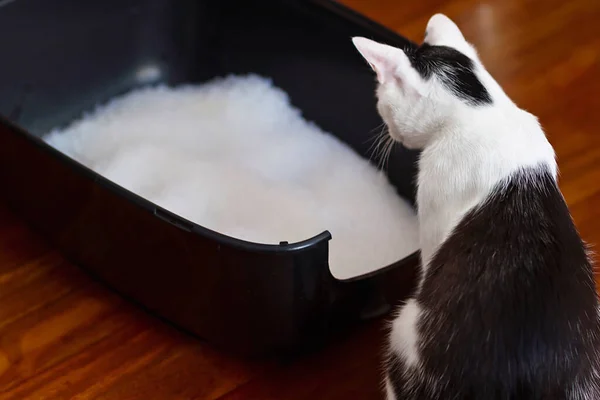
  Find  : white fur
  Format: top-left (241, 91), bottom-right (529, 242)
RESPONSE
top-left (384, 377), bottom-right (397, 400)
top-left (353, 14), bottom-right (558, 398)
top-left (389, 298), bottom-right (421, 368)
top-left (365, 16), bottom-right (558, 288)
top-left (416, 106), bottom-right (556, 285)
top-left (43, 74), bottom-right (419, 280)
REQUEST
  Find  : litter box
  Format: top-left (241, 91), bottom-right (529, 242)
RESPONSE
top-left (0, 0), bottom-right (421, 356)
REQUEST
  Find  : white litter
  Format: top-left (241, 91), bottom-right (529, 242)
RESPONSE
top-left (44, 74), bottom-right (419, 280)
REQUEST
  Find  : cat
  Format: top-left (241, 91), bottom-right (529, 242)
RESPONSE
top-left (352, 13), bottom-right (600, 400)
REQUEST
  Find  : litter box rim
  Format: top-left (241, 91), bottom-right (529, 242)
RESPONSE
top-left (1, 116), bottom-right (337, 254)
top-left (0, 0), bottom-right (424, 356)
top-left (0, 0), bottom-right (421, 263)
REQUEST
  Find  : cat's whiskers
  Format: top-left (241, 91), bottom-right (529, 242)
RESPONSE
top-left (367, 121), bottom-right (386, 139)
top-left (371, 129), bottom-right (394, 171)
top-left (366, 123), bottom-right (388, 157)
top-left (383, 135), bottom-right (396, 170)
top-left (369, 124), bottom-right (393, 169)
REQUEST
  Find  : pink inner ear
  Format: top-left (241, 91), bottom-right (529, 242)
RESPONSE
top-left (352, 37), bottom-right (397, 84)
top-left (367, 61), bottom-right (386, 83)
top-left (352, 37), bottom-right (425, 96)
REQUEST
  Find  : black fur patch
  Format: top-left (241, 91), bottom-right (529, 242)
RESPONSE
top-left (404, 43), bottom-right (493, 106)
top-left (388, 166), bottom-right (600, 399)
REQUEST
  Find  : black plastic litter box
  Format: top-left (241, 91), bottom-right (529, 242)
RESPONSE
top-left (0, 0), bottom-right (421, 356)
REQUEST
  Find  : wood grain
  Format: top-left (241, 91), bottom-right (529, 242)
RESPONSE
top-left (1, 0), bottom-right (599, 398)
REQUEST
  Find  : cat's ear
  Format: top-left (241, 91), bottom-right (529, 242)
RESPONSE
top-left (425, 14), bottom-right (465, 44)
top-left (425, 14), bottom-right (479, 61)
top-left (351, 37), bottom-right (423, 91)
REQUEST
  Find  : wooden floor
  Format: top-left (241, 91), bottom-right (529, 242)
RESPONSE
top-left (1, 0), bottom-right (600, 398)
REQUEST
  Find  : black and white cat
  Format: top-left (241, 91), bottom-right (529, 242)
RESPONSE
top-left (352, 14), bottom-right (600, 399)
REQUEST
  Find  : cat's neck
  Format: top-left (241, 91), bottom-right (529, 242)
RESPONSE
top-left (450, 101), bottom-right (541, 138)
top-left (415, 104), bottom-right (557, 287)
top-left (432, 103), bottom-right (556, 176)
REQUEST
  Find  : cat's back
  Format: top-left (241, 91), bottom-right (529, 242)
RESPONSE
top-left (411, 164), bottom-right (600, 398)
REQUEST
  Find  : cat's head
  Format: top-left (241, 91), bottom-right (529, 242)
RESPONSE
top-left (352, 14), bottom-right (502, 150)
